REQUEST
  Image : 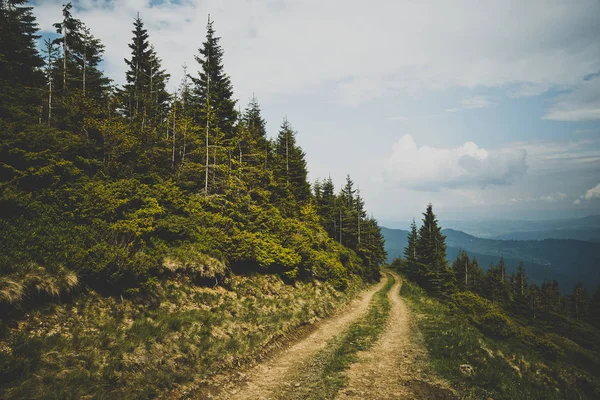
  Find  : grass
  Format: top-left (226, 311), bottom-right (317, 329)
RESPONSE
top-left (0, 273), bottom-right (366, 399)
top-left (400, 277), bottom-right (600, 400)
top-left (280, 272), bottom-right (394, 399)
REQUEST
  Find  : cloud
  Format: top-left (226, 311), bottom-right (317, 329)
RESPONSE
top-left (511, 192), bottom-right (568, 203)
top-left (583, 183), bottom-right (600, 200)
top-left (31, 0), bottom-right (600, 105)
top-left (573, 183), bottom-right (600, 204)
top-left (544, 76), bottom-right (600, 121)
top-left (574, 128), bottom-right (600, 134)
top-left (444, 95), bottom-right (495, 114)
top-left (512, 138), bottom-right (600, 172)
top-left (460, 95), bottom-right (494, 109)
top-left (382, 135), bottom-right (528, 190)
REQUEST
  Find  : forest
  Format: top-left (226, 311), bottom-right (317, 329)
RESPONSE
top-left (0, 0), bottom-right (387, 303)
top-left (393, 204), bottom-right (600, 398)
top-left (0, 1), bottom-right (390, 396)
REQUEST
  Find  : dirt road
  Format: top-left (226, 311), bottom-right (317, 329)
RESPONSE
top-left (336, 271), bottom-right (429, 399)
top-left (215, 276), bottom-right (387, 400)
top-left (213, 271), bottom-right (451, 400)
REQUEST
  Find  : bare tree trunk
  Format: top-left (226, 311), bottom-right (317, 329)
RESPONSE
top-left (63, 25), bottom-right (67, 92)
top-left (204, 38), bottom-right (211, 195)
top-left (48, 75), bottom-right (53, 126)
top-left (182, 119), bottom-right (187, 167)
top-left (82, 44), bottom-right (86, 96)
top-left (285, 124), bottom-right (289, 185)
top-left (172, 103), bottom-right (176, 168)
top-left (339, 207), bottom-right (343, 244)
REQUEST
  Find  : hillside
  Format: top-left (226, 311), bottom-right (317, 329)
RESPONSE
top-left (400, 276), bottom-right (600, 399)
top-left (0, 3), bottom-right (387, 398)
top-left (382, 226), bottom-right (600, 291)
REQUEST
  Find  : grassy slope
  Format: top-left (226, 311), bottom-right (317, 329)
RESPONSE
top-left (0, 273), bottom-right (365, 399)
top-left (400, 277), bottom-right (600, 400)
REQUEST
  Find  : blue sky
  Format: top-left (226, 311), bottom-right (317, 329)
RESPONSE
top-left (32, 0), bottom-right (600, 221)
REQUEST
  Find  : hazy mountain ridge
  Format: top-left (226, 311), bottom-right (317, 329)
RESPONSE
top-left (381, 226), bottom-right (600, 291)
top-left (492, 228), bottom-right (600, 242)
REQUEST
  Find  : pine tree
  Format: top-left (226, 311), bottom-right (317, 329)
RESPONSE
top-left (0, 0), bottom-right (44, 121)
top-left (360, 215), bottom-right (387, 280)
top-left (42, 38), bottom-right (59, 126)
top-left (315, 176), bottom-right (337, 238)
top-left (119, 16), bottom-right (170, 126)
top-left (191, 16), bottom-right (237, 194)
top-left (244, 94), bottom-right (269, 164)
top-left (452, 250), bottom-right (471, 291)
top-left (74, 24), bottom-right (109, 99)
top-left (52, 2), bottom-right (81, 94)
top-left (416, 203), bottom-right (454, 293)
top-left (403, 218), bottom-right (419, 280)
top-left (572, 282), bottom-right (590, 319)
top-left (273, 118), bottom-right (310, 203)
top-left (338, 175), bottom-right (358, 249)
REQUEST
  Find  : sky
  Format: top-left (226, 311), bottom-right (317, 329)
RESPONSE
top-left (32, 0), bottom-right (600, 223)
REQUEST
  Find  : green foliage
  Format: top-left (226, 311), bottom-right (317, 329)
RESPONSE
top-left (402, 277), bottom-right (600, 400)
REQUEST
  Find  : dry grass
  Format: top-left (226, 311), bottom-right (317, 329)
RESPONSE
top-left (0, 272), bottom-right (364, 399)
top-left (0, 264), bottom-right (78, 304)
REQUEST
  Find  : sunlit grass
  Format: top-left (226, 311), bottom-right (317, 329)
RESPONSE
top-left (0, 273), bottom-right (364, 399)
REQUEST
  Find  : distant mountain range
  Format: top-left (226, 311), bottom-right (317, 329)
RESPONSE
top-left (491, 228), bottom-right (600, 242)
top-left (381, 226), bottom-right (600, 292)
top-left (442, 215), bottom-right (600, 239)
top-left (381, 215), bottom-right (600, 240)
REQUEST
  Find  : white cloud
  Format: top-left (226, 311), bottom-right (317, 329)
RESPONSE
top-left (583, 183), bottom-right (600, 200)
top-left (544, 76), bottom-right (600, 121)
top-left (382, 135), bottom-right (528, 190)
top-left (509, 192), bottom-right (567, 204)
top-left (32, 0), bottom-right (600, 106)
top-left (460, 95), bottom-right (494, 109)
top-left (573, 183), bottom-right (600, 205)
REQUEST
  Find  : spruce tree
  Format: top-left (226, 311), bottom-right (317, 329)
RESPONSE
top-left (0, 0), bottom-right (44, 121)
top-left (239, 95), bottom-right (269, 173)
top-left (273, 118), bottom-right (310, 203)
top-left (416, 203), bottom-right (454, 293)
top-left (315, 176), bottom-right (337, 238)
top-left (73, 24), bottom-right (110, 99)
top-left (192, 16), bottom-right (237, 141)
top-left (404, 218), bottom-right (419, 280)
top-left (452, 250), bottom-right (471, 291)
top-left (338, 175), bottom-right (358, 249)
top-left (119, 16), bottom-right (170, 126)
top-left (52, 2), bottom-right (81, 94)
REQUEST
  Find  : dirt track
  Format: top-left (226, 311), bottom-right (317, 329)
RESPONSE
top-left (336, 271), bottom-right (429, 399)
top-left (213, 272), bottom-right (452, 400)
top-left (215, 277), bottom-right (387, 400)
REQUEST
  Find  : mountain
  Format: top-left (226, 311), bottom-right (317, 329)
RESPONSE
top-left (492, 228), bottom-right (600, 242)
top-left (382, 226), bottom-right (600, 291)
top-left (440, 215), bottom-right (600, 239)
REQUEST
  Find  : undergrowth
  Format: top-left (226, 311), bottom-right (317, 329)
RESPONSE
top-left (401, 277), bottom-right (600, 400)
top-left (0, 273), bottom-right (364, 399)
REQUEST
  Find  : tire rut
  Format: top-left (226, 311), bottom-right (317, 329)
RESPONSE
top-left (336, 271), bottom-right (429, 400)
top-left (214, 276), bottom-right (388, 400)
